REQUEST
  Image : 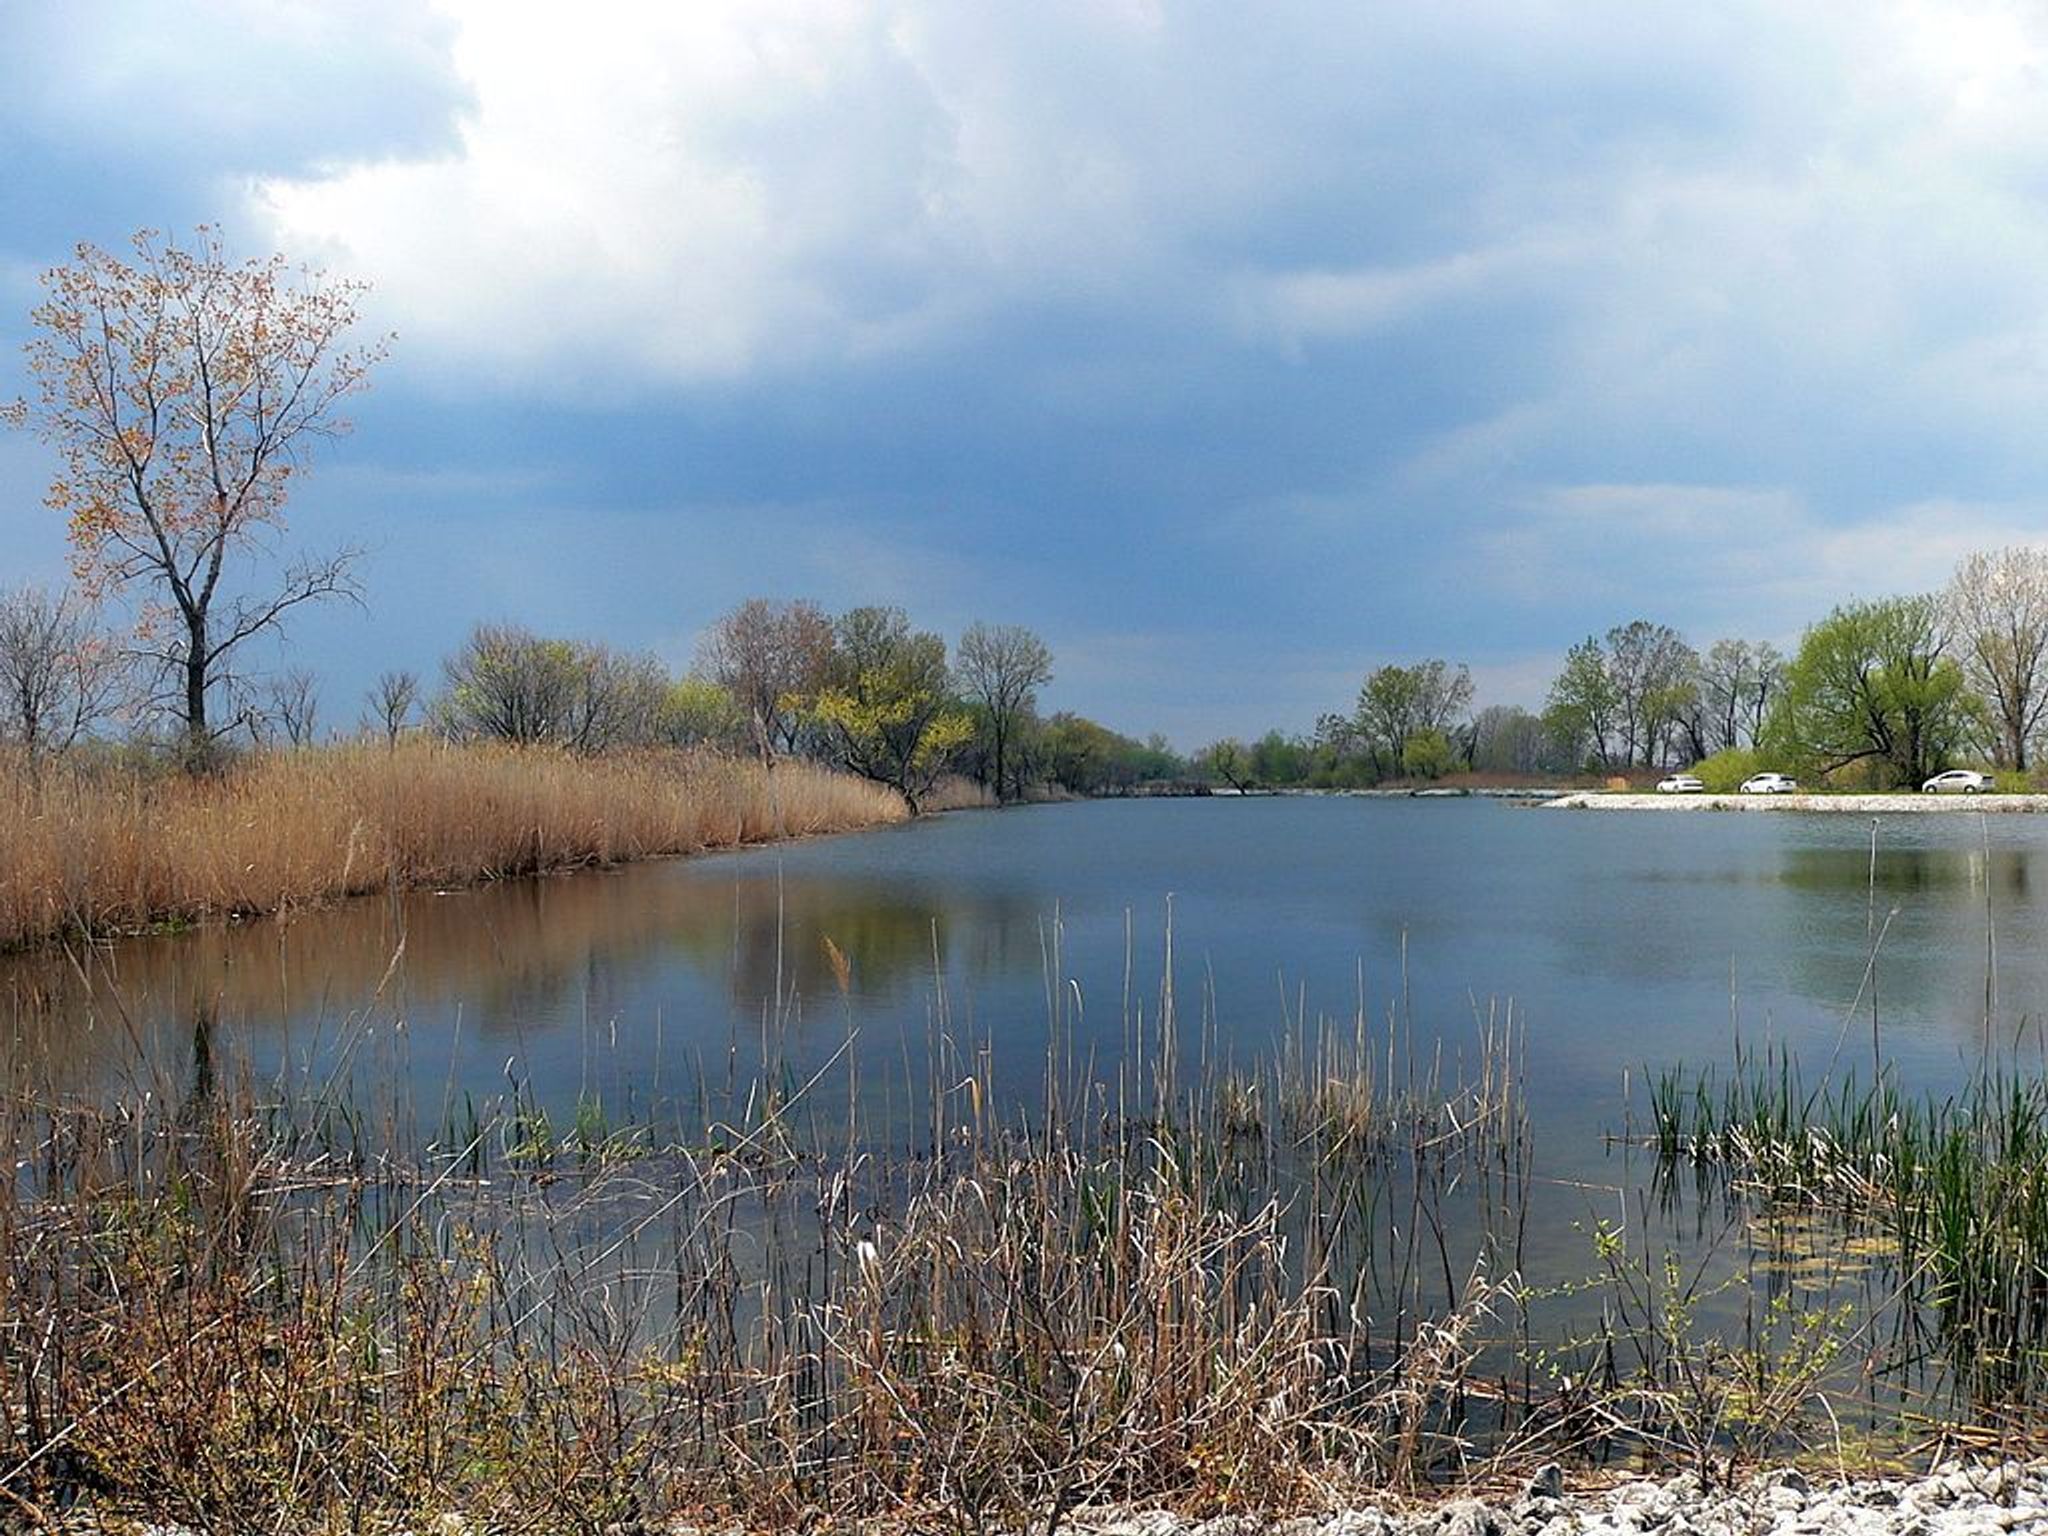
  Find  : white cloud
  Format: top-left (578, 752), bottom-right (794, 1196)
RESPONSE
top-left (1480, 482), bottom-right (2048, 643)
top-left (252, 1), bottom-right (1063, 389)
top-left (233, 0), bottom-right (2048, 484)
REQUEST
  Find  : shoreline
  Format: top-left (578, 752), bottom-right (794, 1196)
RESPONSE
top-left (1056, 1458), bottom-right (2048, 1536)
top-left (1060, 1460), bottom-right (2047, 1536)
top-left (1541, 791), bottom-right (2048, 812)
top-left (0, 743), bottom-right (913, 956)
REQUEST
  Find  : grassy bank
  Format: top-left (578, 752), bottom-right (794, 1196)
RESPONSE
top-left (0, 741), bottom-right (909, 953)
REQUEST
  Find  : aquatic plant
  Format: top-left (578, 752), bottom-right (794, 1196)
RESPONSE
top-left (0, 968), bottom-right (1540, 1530)
top-left (1646, 1044), bottom-right (2048, 1405)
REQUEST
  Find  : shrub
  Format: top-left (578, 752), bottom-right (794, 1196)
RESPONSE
top-left (1400, 728), bottom-right (1455, 781)
top-left (1691, 747), bottom-right (1760, 793)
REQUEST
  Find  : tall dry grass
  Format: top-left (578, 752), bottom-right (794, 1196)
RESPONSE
top-left (0, 741), bottom-right (907, 952)
top-left (0, 1003), bottom-right (1533, 1533)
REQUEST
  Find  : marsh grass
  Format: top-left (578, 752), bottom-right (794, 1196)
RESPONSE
top-left (0, 950), bottom-right (1563, 1534)
top-left (0, 742), bottom-right (907, 953)
top-left (0, 879), bottom-right (2014, 1528)
top-left (1646, 1043), bottom-right (2048, 1408)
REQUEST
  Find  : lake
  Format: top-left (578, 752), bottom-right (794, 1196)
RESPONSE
top-left (7, 794), bottom-right (2033, 1188)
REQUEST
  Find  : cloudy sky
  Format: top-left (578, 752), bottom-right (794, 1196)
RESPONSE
top-left (4, 1), bottom-right (2048, 746)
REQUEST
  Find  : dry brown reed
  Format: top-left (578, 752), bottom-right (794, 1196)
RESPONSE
top-left (0, 742), bottom-right (907, 953)
top-left (0, 1000), bottom-right (1535, 1533)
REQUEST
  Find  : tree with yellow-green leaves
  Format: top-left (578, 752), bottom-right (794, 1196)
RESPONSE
top-left (805, 607), bottom-right (972, 814)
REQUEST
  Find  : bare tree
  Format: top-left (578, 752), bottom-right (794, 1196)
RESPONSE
top-left (1749, 642), bottom-right (1785, 746)
top-left (562, 646), bottom-right (670, 751)
top-left (437, 623), bottom-right (669, 751)
top-left (364, 668), bottom-right (420, 747)
top-left (697, 598), bottom-right (835, 762)
top-left (267, 667), bottom-right (320, 748)
top-left (1604, 620), bottom-right (1697, 767)
top-left (955, 622), bottom-right (1053, 803)
top-left (1470, 704), bottom-right (1555, 776)
top-left (1693, 639), bottom-right (1785, 754)
top-left (1946, 546), bottom-right (2048, 771)
top-left (3, 229), bottom-right (385, 768)
top-left (0, 583), bottom-right (126, 761)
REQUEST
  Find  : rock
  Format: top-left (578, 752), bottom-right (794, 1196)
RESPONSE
top-left (1089, 1514), bottom-right (1185, 1536)
top-left (1526, 1466), bottom-right (1566, 1503)
top-left (1323, 1513), bottom-right (1398, 1536)
top-left (1434, 1499), bottom-right (1504, 1536)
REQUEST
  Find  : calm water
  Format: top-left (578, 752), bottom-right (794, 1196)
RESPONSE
top-left (5, 796), bottom-right (2038, 1194)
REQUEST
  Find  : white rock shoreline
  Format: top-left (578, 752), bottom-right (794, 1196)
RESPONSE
top-left (1541, 792), bottom-right (2048, 813)
top-left (1061, 1461), bottom-right (2048, 1536)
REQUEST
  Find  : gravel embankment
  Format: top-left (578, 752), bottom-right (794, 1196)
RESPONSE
top-left (1542, 793), bottom-right (2048, 813)
top-left (1065, 1462), bottom-right (2048, 1536)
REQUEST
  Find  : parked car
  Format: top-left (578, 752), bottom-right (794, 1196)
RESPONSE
top-left (1922, 769), bottom-right (1993, 794)
top-left (1656, 774), bottom-right (1705, 793)
top-left (1739, 772), bottom-right (1799, 794)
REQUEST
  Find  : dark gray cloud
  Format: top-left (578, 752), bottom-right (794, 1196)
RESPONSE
top-left (5, 2), bottom-right (2048, 744)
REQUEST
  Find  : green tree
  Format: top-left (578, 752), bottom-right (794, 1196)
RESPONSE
top-left (1354, 659), bottom-right (1472, 778)
top-left (1195, 738), bottom-right (1255, 792)
top-left (1039, 714), bottom-right (1182, 795)
top-left (660, 675), bottom-right (748, 749)
top-left (1543, 638), bottom-right (1617, 771)
top-left (436, 623), bottom-right (668, 750)
top-left (1400, 728), bottom-right (1455, 780)
top-left (1249, 729), bottom-right (1312, 785)
top-left (1766, 595), bottom-right (1980, 787)
top-left (806, 607), bottom-right (972, 814)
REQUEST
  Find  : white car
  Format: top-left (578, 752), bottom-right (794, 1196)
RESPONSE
top-left (1656, 774), bottom-right (1705, 794)
top-left (1922, 769), bottom-right (1993, 794)
top-left (1739, 772), bottom-right (1799, 794)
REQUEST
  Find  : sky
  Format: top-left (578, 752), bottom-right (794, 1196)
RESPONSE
top-left (5, 1), bottom-right (2048, 747)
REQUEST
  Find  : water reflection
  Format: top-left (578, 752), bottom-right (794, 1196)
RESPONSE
top-left (5, 800), bottom-right (2047, 1169)
top-left (0, 852), bottom-right (1051, 1103)
top-left (1776, 843), bottom-right (2031, 900)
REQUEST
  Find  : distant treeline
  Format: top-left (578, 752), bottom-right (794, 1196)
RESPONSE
top-left (11, 545), bottom-right (2048, 806)
top-left (0, 590), bottom-right (1190, 811)
top-left (1191, 545), bottom-right (2048, 793)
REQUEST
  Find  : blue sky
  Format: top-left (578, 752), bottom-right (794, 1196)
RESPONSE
top-left (5, 1), bottom-right (2048, 746)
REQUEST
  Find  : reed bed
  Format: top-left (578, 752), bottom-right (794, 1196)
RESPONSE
top-left (0, 742), bottom-right (907, 953)
top-left (1647, 1046), bottom-right (2048, 1405)
top-left (0, 981), bottom-right (1549, 1533)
